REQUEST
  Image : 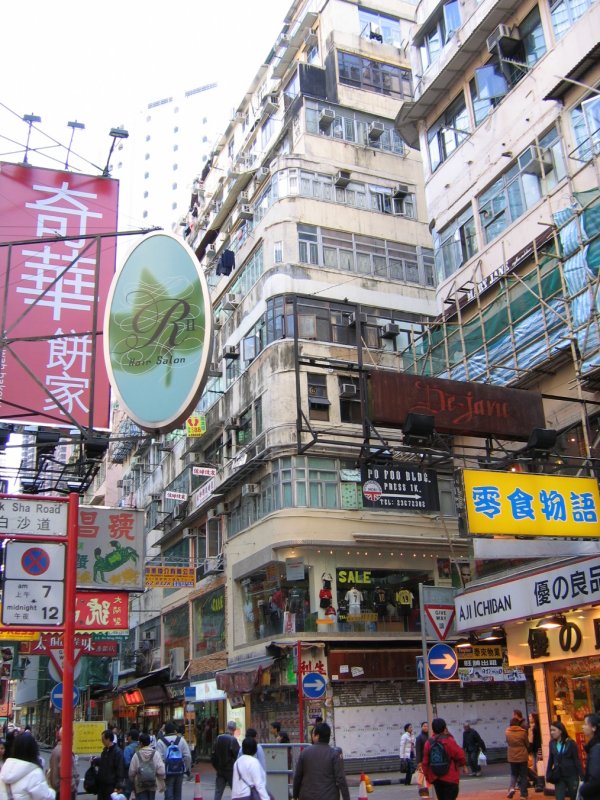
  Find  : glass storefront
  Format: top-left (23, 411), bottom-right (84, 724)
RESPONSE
top-left (241, 562), bottom-right (311, 642)
top-left (546, 654), bottom-right (600, 756)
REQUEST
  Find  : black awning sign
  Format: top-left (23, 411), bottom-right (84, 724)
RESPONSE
top-left (361, 462), bottom-right (440, 511)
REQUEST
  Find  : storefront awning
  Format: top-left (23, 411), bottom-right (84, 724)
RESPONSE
top-left (118, 666), bottom-right (170, 693)
top-left (215, 656), bottom-right (274, 694)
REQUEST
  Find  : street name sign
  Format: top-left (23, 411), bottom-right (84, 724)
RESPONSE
top-left (0, 497), bottom-right (67, 537)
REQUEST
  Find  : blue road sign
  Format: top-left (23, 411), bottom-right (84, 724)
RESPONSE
top-left (302, 672), bottom-right (327, 699)
top-left (50, 682), bottom-right (80, 711)
top-left (427, 642), bottom-right (458, 680)
top-left (416, 656), bottom-right (425, 682)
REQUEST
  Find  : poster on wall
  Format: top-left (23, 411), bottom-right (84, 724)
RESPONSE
top-left (77, 506), bottom-right (145, 591)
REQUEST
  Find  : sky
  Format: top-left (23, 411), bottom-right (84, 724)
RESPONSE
top-left (0, 0), bottom-right (291, 179)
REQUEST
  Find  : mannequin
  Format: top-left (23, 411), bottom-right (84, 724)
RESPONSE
top-left (345, 584), bottom-right (363, 615)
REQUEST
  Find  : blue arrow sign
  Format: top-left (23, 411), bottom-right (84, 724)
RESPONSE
top-left (427, 643), bottom-right (458, 680)
top-left (416, 656), bottom-right (425, 683)
top-left (302, 672), bottom-right (327, 699)
top-left (50, 682), bottom-right (80, 711)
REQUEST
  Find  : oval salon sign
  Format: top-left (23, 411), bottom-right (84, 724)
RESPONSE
top-left (104, 232), bottom-right (214, 433)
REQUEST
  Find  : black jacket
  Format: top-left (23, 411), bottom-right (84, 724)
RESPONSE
top-left (580, 738), bottom-right (600, 799)
top-left (97, 743), bottom-right (126, 789)
top-left (415, 732), bottom-right (429, 765)
top-left (546, 737), bottom-right (583, 784)
top-left (462, 728), bottom-right (485, 754)
top-left (293, 742), bottom-right (350, 800)
top-left (212, 733), bottom-right (240, 777)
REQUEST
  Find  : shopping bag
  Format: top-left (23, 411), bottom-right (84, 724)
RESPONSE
top-left (478, 752), bottom-right (487, 766)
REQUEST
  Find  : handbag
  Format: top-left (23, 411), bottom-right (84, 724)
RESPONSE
top-left (83, 764), bottom-right (99, 794)
top-left (400, 758), bottom-right (409, 773)
top-left (235, 763), bottom-right (261, 800)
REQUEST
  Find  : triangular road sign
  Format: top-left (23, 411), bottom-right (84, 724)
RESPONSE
top-left (424, 604), bottom-right (456, 640)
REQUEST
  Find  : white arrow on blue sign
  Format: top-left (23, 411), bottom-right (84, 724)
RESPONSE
top-left (427, 642), bottom-right (458, 680)
top-left (302, 672), bottom-right (327, 699)
top-left (416, 656), bottom-right (425, 683)
top-left (50, 682), bottom-right (80, 711)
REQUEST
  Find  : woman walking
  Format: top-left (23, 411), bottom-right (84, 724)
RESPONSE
top-left (505, 716), bottom-right (529, 798)
top-left (545, 721), bottom-right (582, 800)
top-left (527, 712), bottom-right (542, 790)
top-left (579, 713), bottom-right (600, 799)
top-left (399, 724), bottom-right (416, 787)
top-left (0, 732), bottom-right (55, 800)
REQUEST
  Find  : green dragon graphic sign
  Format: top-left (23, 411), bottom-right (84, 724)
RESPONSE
top-left (104, 232), bottom-right (213, 432)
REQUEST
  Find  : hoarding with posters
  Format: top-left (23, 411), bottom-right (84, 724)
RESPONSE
top-left (0, 163), bottom-right (118, 428)
top-left (77, 506), bottom-right (144, 590)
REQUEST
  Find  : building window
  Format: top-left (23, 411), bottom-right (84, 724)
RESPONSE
top-left (173, 144), bottom-right (178, 152)
top-left (298, 224), bottom-right (319, 264)
top-left (550, 0), bottom-right (594, 38)
top-left (173, 163), bottom-right (178, 171)
top-left (145, 134), bottom-right (151, 142)
top-left (174, 126), bottom-right (179, 133)
top-left (338, 52), bottom-right (412, 99)
top-left (306, 102), bottom-right (406, 153)
top-left (418, 0), bottom-right (460, 71)
top-left (144, 172), bottom-right (149, 179)
top-left (143, 210), bottom-right (148, 218)
top-left (358, 8), bottom-right (402, 47)
top-left (471, 8), bottom-right (546, 124)
top-left (477, 128), bottom-right (566, 244)
top-left (571, 94), bottom-right (600, 161)
top-left (145, 153), bottom-right (150, 160)
top-left (427, 92), bottom-right (469, 172)
top-left (274, 241), bottom-right (283, 263)
top-left (434, 207), bottom-right (478, 281)
top-left (308, 373), bottom-right (330, 421)
top-left (339, 377), bottom-right (361, 423)
top-left (143, 191), bottom-right (149, 199)
top-left (283, 71), bottom-right (300, 102)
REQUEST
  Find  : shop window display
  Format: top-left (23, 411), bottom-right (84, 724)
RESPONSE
top-left (242, 564), bottom-right (312, 642)
top-left (546, 656), bottom-right (600, 758)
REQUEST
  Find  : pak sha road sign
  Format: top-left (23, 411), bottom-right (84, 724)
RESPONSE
top-left (2, 542), bottom-right (65, 627)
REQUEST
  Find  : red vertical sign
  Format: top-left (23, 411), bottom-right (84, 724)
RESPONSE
top-left (0, 162), bottom-right (118, 428)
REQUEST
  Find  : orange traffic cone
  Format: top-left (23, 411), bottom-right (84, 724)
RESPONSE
top-left (358, 774), bottom-right (368, 800)
top-left (194, 774), bottom-right (203, 800)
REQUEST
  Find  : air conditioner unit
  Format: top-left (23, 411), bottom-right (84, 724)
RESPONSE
top-left (368, 121), bottom-right (385, 140)
top-left (235, 111), bottom-right (245, 123)
top-left (208, 362), bottom-right (222, 377)
top-left (319, 109), bottom-right (335, 130)
top-left (238, 204), bottom-right (254, 220)
top-left (486, 24), bottom-right (520, 53)
top-left (304, 31), bottom-right (318, 49)
top-left (277, 33), bottom-right (291, 49)
top-left (340, 383), bottom-right (358, 398)
top-left (206, 245), bottom-right (216, 258)
top-left (222, 345), bottom-right (239, 359)
top-left (169, 647), bottom-right (185, 680)
top-left (256, 166), bottom-right (270, 181)
top-left (204, 555), bottom-right (224, 575)
top-left (519, 145), bottom-right (553, 176)
top-left (262, 94), bottom-right (279, 115)
top-left (144, 630), bottom-right (155, 641)
top-left (393, 184), bottom-right (409, 198)
top-left (116, 479), bottom-right (124, 488)
top-left (347, 312), bottom-right (367, 327)
top-left (239, 191), bottom-right (250, 203)
top-left (335, 170), bottom-right (351, 188)
top-left (173, 502), bottom-right (188, 521)
top-left (242, 483), bottom-right (259, 496)
top-left (225, 417), bottom-right (242, 430)
top-left (381, 322), bottom-right (400, 339)
top-left (222, 293), bottom-right (240, 310)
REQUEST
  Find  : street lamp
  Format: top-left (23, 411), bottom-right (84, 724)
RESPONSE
top-left (22, 113), bottom-right (42, 164)
top-left (102, 127), bottom-right (129, 177)
top-left (65, 120), bottom-right (85, 170)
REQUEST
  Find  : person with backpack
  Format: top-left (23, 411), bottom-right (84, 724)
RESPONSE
top-left (129, 732), bottom-right (165, 800)
top-left (212, 722), bottom-right (240, 800)
top-left (122, 730), bottom-right (139, 800)
top-left (422, 718), bottom-right (467, 800)
top-left (156, 722), bottom-right (191, 800)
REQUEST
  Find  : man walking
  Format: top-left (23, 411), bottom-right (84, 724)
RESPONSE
top-left (157, 721), bottom-right (192, 800)
top-left (212, 721), bottom-right (240, 800)
top-left (422, 718), bottom-right (466, 800)
top-left (48, 727), bottom-right (78, 800)
top-left (293, 721), bottom-right (350, 800)
top-left (415, 722), bottom-right (430, 798)
top-left (95, 729), bottom-right (126, 800)
top-left (462, 721), bottom-right (486, 777)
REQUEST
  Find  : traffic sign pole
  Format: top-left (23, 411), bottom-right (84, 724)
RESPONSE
top-left (418, 583), bottom-right (434, 730)
top-left (297, 640), bottom-right (304, 744)
top-left (60, 493), bottom-right (79, 800)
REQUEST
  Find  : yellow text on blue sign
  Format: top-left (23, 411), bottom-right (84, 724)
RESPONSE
top-left (463, 470), bottom-right (600, 538)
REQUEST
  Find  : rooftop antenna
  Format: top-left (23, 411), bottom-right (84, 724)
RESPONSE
top-left (65, 120), bottom-right (85, 169)
top-left (22, 113), bottom-right (42, 164)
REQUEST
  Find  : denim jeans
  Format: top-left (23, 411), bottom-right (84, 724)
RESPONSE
top-left (165, 774), bottom-right (184, 800)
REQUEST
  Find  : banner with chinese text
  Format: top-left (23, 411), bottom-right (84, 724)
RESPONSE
top-left (78, 506), bottom-right (144, 590)
top-left (0, 163), bottom-right (118, 428)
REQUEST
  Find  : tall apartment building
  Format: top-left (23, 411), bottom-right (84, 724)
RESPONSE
top-left (396, 0), bottom-right (600, 763)
top-left (105, 0), bottom-right (541, 766)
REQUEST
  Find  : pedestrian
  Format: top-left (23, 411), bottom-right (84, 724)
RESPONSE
top-left (237, 729), bottom-right (266, 774)
top-left (211, 721), bottom-right (240, 800)
top-left (527, 712), bottom-right (542, 790)
top-left (129, 732), bottom-right (165, 800)
top-left (0, 740), bottom-right (5, 769)
top-left (156, 721), bottom-right (192, 800)
top-left (505, 715), bottom-right (529, 799)
top-left (422, 718), bottom-right (466, 800)
top-left (545, 720), bottom-right (582, 800)
top-left (579, 713), bottom-right (600, 799)
top-left (462, 721), bottom-right (486, 777)
top-left (414, 723), bottom-right (430, 798)
top-left (231, 738), bottom-right (269, 800)
top-left (270, 722), bottom-right (281, 740)
top-left (0, 731), bottom-right (55, 800)
top-left (399, 723), bottom-right (416, 786)
top-left (48, 728), bottom-right (78, 800)
top-left (94, 730), bottom-right (125, 800)
top-left (122, 730), bottom-right (139, 799)
top-left (277, 732), bottom-right (290, 744)
top-left (513, 710), bottom-right (528, 730)
top-left (292, 721), bottom-right (350, 800)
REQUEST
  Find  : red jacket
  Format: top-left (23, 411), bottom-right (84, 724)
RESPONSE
top-left (423, 733), bottom-right (466, 785)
